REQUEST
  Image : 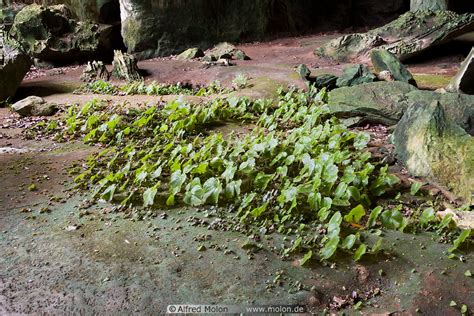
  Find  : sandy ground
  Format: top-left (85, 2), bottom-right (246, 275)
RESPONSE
top-left (0, 34), bottom-right (473, 314)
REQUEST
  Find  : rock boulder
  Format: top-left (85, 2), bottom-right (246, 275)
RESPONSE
top-left (336, 64), bottom-right (377, 87)
top-left (177, 48), bottom-right (204, 60)
top-left (316, 10), bottom-right (474, 62)
top-left (0, 42), bottom-right (31, 103)
top-left (327, 82), bottom-right (474, 130)
top-left (370, 49), bottom-right (417, 86)
top-left (8, 4), bottom-right (112, 64)
top-left (11, 96), bottom-right (57, 117)
top-left (393, 101), bottom-right (473, 203)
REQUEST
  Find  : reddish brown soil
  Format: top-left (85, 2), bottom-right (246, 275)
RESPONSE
top-left (15, 34), bottom-right (463, 107)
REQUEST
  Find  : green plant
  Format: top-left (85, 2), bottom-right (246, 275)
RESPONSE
top-left (75, 80), bottom-right (231, 97)
top-left (232, 73), bottom-right (250, 90)
top-left (30, 85), bottom-right (472, 262)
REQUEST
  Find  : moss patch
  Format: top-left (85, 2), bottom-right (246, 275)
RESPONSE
top-left (413, 74), bottom-right (452, 90)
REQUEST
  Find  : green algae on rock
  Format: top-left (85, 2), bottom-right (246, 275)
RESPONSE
top-left (370, 49), bottom-right (417, 86)
top-left (177, 48), bottom-right (205, 60)
top-left (316, 10), bottom-right (474, 62)
top-left (327, 81), bottom-right (417, 125)
top-left (335, 64), bottom-right (377, 88)
top-left (393, 101), bottom-right (474, 203)
top-left (8, 4), bottom-right (112, 64)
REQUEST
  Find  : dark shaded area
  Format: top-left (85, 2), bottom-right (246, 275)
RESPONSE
top-left (450, 0), bottom-right (474, 13)
top-left (14, 82), bottom-right (78, 101)
top-left (404, 41), bottom-right (473, 64)
top-left (99, 0), bottom-right (126, 53)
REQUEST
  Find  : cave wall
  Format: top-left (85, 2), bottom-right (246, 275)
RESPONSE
top-left (2, 0), bottom-right (411, 58)
top-left (119, 0), bottom-right (410, 59)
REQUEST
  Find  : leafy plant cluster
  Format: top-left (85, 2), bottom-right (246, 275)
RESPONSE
top-left (39, 86), bottom-right (472, 262)
top-left (75, 80), bottom-right (231, 97)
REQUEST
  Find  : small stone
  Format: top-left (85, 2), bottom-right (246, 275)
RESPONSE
top-left (11, 96), bottom-right (58, 117)
top-left (177, 48), bottom-right (204, 60)
top-left (296, 64), bottom-right (311, 81)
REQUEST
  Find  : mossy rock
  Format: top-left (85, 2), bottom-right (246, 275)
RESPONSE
top-left (394, 100), bottom-right (473, 203)
top-left (316, 10), bottom-right (474, 62)
top-left (11, 96), bottom-right (58, 117)
top-left (8, 4), bottom-right (112, 64)
top-left (177, 48), bottom-right (204, 60)
top-left (327, 81), bottom-right (417, 125)
top-left (327, 81), bottom-right (474, 130)
top-left (336, 64), bottom-right (377, 87)
top-left (295, 64), bottom-right (311, 81)
top-left (404, 90), bottom-right (474, 135)
top-left (371, 49), bottom-right (417, 86)
top-left (314, 74), bottom-right (338, 90)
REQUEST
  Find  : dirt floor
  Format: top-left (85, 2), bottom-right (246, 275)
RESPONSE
top-left (1, 34), bottom-right (473, 314)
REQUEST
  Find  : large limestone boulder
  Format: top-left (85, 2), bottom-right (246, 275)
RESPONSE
top-left (327, 81), bottom-right (418, 125)
top-left (393, 101), bottom-right (473, 203)
top-left (0, 42), bottom-right (31, 103)
top-left (446, 47), bottom-right (474, 95)
top-left (404, 90), bottom-right (474, 135)
top-left (370, 49), bottom-right (417, 86)
top-left (327, 82), bottom-right (474, 130)
top-left (8, 4), bottom-right (112, 64)
top-left (316, 10), bottom-right (474, 62)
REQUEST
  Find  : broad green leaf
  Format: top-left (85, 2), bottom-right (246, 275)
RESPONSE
top-left (353, 244), bottom-right (367, 261)
top-left (192, 162), bottom-right (208, 175)
top-left (225, 180), bottom-right (242, 199)
top-left (327, 212), bottom-right (342, 238)
top-left (143, 186), bottom-right (158, 207)
top-left (410, 181), bottom-right (423, 195)
top-left (300, 250), bottom-right (313, 266)
top-left (203, 177), bottom-right (222, 204)
top-left (371, 238), bottom-right (383, 253)
top-left (254, 173), bottom-right (274, 190)
top-left (344, 204), bottom-right (365, 224)
top-left (449, 230), bottom-right (471, 252)
top-left (166, 194), bottom-right (175, 206)
top-left (319, 236), bottom-right (340, 260)
top-left (293, 236), bottom-right (302, 249)
top-left (322, 164), bottom-right (338, 185)
top-left (101, 184), bottom-right (116, 201)
top-left (250, 203), bottom-right (268, 218)
top-left (380, 209), bottom-right (403, 230)
top-left (354, 132), bottom-right (370, 150)
top-left (367, 206), bottom-right (383, 227)
top-left (239, 158), bottom-right (255, 173)
top-left (341, 234), bottom-right (357, 250)
top-left (169, 170), bottom-right (186, 195)
top-left (419, 207), bottom-right (435, 226)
